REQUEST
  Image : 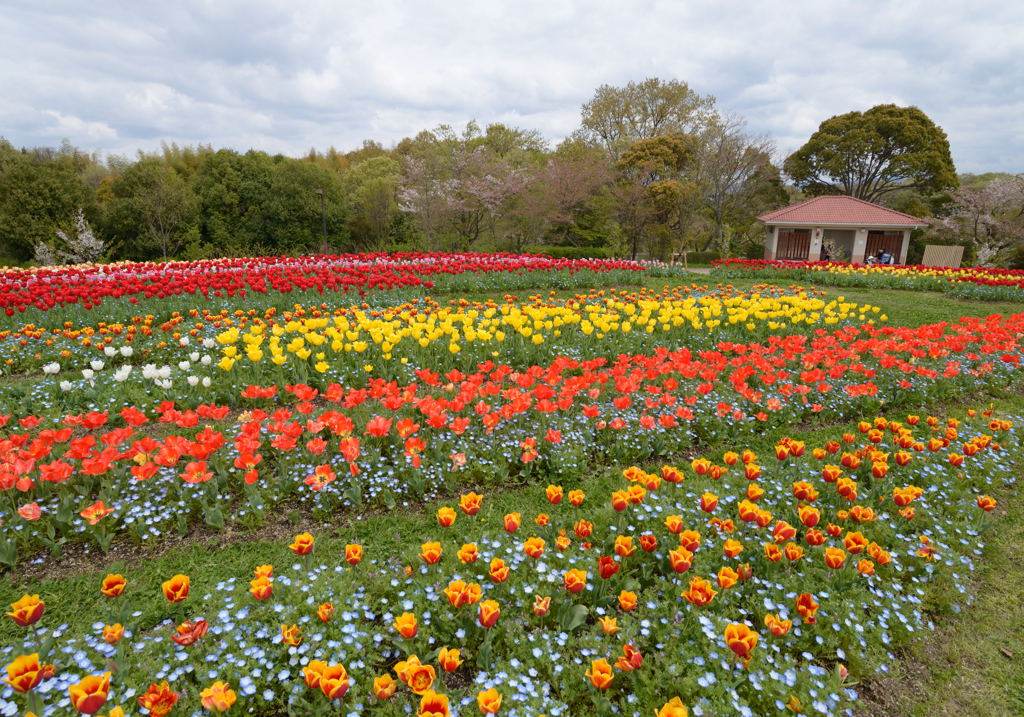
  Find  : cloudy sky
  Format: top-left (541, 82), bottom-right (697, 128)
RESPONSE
top-left (1, 0), bottom-right (1021, 173)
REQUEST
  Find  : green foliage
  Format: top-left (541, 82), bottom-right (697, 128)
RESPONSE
top-left (784, 104), bottom-right (958, 202)
top-left (0, 138), bottom-right (97, 261)
top-left (525, 245), bottom-right (613, 260)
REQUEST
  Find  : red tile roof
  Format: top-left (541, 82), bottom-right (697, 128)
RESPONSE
top-left (758, 196), bottom-right (929, 226)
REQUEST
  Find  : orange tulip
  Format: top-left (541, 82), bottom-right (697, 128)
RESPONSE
top-left (586, 658), bottom-right (614, 689)
top-left (798, 505), bottom-right (820, 528)
top-left (977, 495), bottom-right (996, 512)
top-left (393, 612), bottom-right (418, 639)
top-left (2, 653), bottom-right (44, 693)
top-left (420, 542), bottom-right (442, 565)
top-left (136, 680), bottom-right (179, 716)
top-left (746, 483), bottom-right (764, 501)
top-left (826, 522), bottom-right (843, 537)
top-left (503, 513), bottom-right (521, 533)
top-left (101, 623), bottom-right (123, 645)
top-left (303, 660), bottom-right (327, 690)
top-left (6, 595), bottom-right (44, 627)
top-left (458, 543), bottom-right (479, 564)
top-left (249, 576), bottom-right (273, 601)
top-left (844, 531), bottom-right (868, 554)
top-left (253, 564), bottom-right (273, 579)
top-left (281, 624), bottom-right (302, 647)
top-left (546, 485), bottom-right (563, 505)
top-left (725, 623), bottom-right (758, 660)
top-left (744, 463), bottom-right (761, 481)
top-left (614, 536), bottom-right (635, 558)
top-left (618, 590), bottom-right (637, 611)
top-left (318, 603), bottom-right (334, 623)
top-left (691, 458), bottom-right (710, 476)
top-left (568, 489), bottom-right (585, 506)
top-left (69, 672), bottom-right (111, 715)
top-left (611, 490), bottom-right (629, 512)
top-left (597, 555), bottom-right (619, 580)
top-left (824, 547), bottom-right (846, 569)
top-left (563, 569), bottom-right (587, 594)
top-left (478, 688), bottom-right (503, 715)
top-left (737, 563), bottom-right (753, 581)
top-left (478, 600), bottom-right (500, 628)
top-left (772, 521), bottom-right (796, 544)
top-left (822, 465), bottom-right (842, 483)
top-left (640, 533), bottom-right (658, 552)
top-left (669, 547), bottom-right (693, 573)
top-left (678, 529), bottom-right (700, 552)
top-left (407, 664), bottom-right (436, 696)
top-left (805, 528), bottom-right (824, 546)
top-left (418, 690), bottom-right (451, 717)
top-left (681, 576), bottom-right (717, 606)
top-left (717, 566), bottom-right (738, 589)
top-left (836, 477), bottom-right (857, 501)
top-left (700, 492), bottom-right (718, 513)
top-left (599, 615), bottom-right (619, 635)
top-left (373, 674), bottom-right (396, 699)
top-left (395, 655), bottom-right (422, 684)
top-left (784, 543), bottom-right (804, 561)
top-left (289, 532), bottom-right (314, 556)
top-left (796, 593), bottom-right (818, 624)
top-left (723, 539), bottom-right (744, 558)
top-left (764, 613), bottom-right (792, 636)
top-left (161, 575), bottom-right (189, 604)
top-left (655, 697), bottom-right (689, 717)
top-left (533, 596), bottom-right (551, 616)
top-left (439, 647), bottom-right (462, 672)
top-left (723, 451), bottom-right (739, 466)
top-left (436, 507), bottom-right (456, 528)
top-left (858, 559), bottom-right (875, 577)
top-left (574, 520), bottom-right (593, 539)
top-left (664, 515), bottom-right (684, 534)
top-left (100, 574), bottom-right (126, 599)
top-left (489, 558), bottom-right (509, 583)
top-left (459, 492), bottom-right (482, 516)
top-left (594, 627), bottom-right (632, 662)
top-left (763, 543), bottom-right (782, 562)
top-left (523, 537), bottom-right (545, 559)
top-left (320, 664), bottom-right (351, 699)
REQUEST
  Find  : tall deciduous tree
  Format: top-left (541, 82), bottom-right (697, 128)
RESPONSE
top-left (696, 114), bottom-right (787, 254)
top-left (784, 104), bottom-right (958, 202)
top-left (577, 78), bottom-right (716, 158)
top-left (117, 159), bottom-right (195, 260)
top-left (343, 156), bottom-right (401, 251)
top-left (938, 175), bottom-right (1024, 265)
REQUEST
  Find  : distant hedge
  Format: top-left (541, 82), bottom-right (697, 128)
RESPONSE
top-left (679, 251), bottom-right (721, 265)
top-left (525, 246), bottom-right (613, 260)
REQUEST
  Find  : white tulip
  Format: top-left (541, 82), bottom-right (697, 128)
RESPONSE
top-left (202, 377), bottom-right (212, 388)
top-left (201, 355), bottom-right (212, 366)
top-left (90, 360), bottom-right (104, 371)
top-left (104, 346), bottom-right (116, 357)
top-left (120, 346), bottom-right (133, 357)
top-left (159, 366), bottom-right (172, 380)
top-left (190, 352), bottom-right (200, 362)
top-left (160, 379), bottom-right (173, 389)
top-left (142, 364), bottom-right (158, 380)
top-left (114, 365), bottom-right (132, 382)
top-left (187, 375), bottom-right (199, 387)
top-left (59, 380), bottom-right (73, 391)
top-left (43, 362), bottom-right (60, 375)
top-left (179, 336), bottom-right (189, 346)
top-left (82, 369), bottom-right (94, 380)
top-left (203, 339), bottom-right (216, 349)
top-left (178, 361), bottom-right (191, 371)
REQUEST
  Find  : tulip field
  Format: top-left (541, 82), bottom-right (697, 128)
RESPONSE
top-left (0, 253), bottom-right (1022, 717)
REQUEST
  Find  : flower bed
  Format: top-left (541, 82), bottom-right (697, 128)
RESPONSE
top-left (711, 259), bottom-right (1024, 302)
top-left (0, 411), bottom-right (1014, 716)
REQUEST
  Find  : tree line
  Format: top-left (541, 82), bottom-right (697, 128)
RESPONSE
top-left (1, 77), bottom-right (1019, 267)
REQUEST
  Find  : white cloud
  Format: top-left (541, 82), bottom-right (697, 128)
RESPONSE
top-left (1, 0), bottom-right (1021, 172)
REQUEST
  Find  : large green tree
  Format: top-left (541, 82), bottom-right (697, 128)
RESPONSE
top-left (783, 104), bottom-right (958, 202)
top-left (576, 78), bottom-right (717, 158)
top-left (0, 138), bottom-right (97, 262)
